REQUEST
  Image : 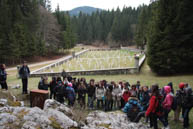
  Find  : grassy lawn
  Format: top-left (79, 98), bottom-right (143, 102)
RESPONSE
top-left (4, 60), bottom-right (193, 129)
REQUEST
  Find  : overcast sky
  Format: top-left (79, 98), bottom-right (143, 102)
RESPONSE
top-left (51, 0), bottom-right (150, 11)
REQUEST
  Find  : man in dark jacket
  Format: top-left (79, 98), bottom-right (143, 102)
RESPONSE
top-left (0, 64), bottom-right (8, 90)
top-left (19, 61), bottom-right (30, 94)
top-left (182, 87), bottom-right (193, 129)
top-left (49, 77), bottom-right (57, 99)
top-left (55, 77), bottom-right (66, 103)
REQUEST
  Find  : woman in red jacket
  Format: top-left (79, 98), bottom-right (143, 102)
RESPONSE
top-left (145, 84), bottom-right (168, 129)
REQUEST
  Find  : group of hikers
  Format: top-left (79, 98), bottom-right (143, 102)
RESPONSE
top-left (1, 62), bottom-right (193, 129)
top-left (38, 75), bottom-right (193, 129)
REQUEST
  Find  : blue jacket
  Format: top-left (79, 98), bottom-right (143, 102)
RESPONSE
top-left (123, 97), bottom-right (143, 113)
top-left (66, 86), bottom-right (76, 101)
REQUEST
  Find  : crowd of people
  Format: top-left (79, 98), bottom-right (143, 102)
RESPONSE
top-left (1, 62), bottom-right (193, 129)
top-left (37, 75), bottom-right (193, 129)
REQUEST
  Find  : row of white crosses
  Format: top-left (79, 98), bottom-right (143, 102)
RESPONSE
top-left (52, 50), bottom-right (137, 72)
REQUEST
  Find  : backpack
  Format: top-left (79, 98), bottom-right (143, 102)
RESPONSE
top-left (55, 81), bottom-right (66, 96)
top-left (127, 101), bottom-right (140, 122)
top-left (171, 96), bottom-right (177, 110)
top-left (155, 97), bottom-right (164, 114)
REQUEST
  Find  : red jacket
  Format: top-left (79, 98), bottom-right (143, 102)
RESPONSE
top-left (145, 95), bottom-right (161, 117)
top-left (122, 91), bottom-right (131, 102)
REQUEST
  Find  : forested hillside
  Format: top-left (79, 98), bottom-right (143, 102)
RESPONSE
top-left (70, 7), bottom-right (143, 46)
top-left (136, 0), bottom-right (193, 75)
top-left (0, 0), bottom-right (75, 64)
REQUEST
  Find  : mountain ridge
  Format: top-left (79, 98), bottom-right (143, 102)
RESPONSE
top-left (68, 6), bottom-right (103, 16)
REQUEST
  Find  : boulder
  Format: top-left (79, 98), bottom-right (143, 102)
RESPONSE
top-left (0, 99), bottom-right (78, 129)
top-left (44, 99), bottom-right (74, 117)
top-left (82, 111), bottom-right (148, 129)
top-left (0, 99), bottom-right (8, 107)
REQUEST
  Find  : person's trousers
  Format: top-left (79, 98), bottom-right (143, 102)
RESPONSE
top-left (22, 78), bottom-right (28, 93)
top-left (113, 99), bottom-right (121, 109)
top-left (174, 105), bottom-right (181, 121)
top-left (134, 111), bottom-right (145, 122)
top-left (182, 107), bottom-right (192, 128)
top-left (0, 81), bottom-right (8, 90)
top-left (149, 113), bottom-right (168, 129)
top-left (105, 100), bottom-right (113, 111)
top-left (88, 96), bottom-right (95, 108)
top-left (97, 99), bottom-right (103, 109)
top-left (50, 91), bottom-right (56, 99)
top-left (164, 109), bottom-right (171, 126)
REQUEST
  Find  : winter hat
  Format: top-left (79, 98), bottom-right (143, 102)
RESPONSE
top-left (179, 82), bottom-right (185, 89)
top-left (164, 86), bottom-right (171, 94)
top-left (68, 83), bottom-right (72, 87)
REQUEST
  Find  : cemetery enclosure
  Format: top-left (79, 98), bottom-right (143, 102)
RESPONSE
top-left (45, 50), bottom-right (140, 72)
top-left (30, 48), bottom-right (146, 77)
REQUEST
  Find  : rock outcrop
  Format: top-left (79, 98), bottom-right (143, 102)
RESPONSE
top-left (0, 99), bottom-right (78, 129)
top-left (0, 99), bottom-right (148, 129)
top-left (82, 111), bottom-right (148, 129)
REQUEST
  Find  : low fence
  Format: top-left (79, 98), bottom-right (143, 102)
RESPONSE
top-left (30, 48), bottom-right (146, 77)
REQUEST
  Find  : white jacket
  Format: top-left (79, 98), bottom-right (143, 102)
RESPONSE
top-left (112, 87), bottom-right (122, 100)
top-left (96, 87), bottom-right (105, 100)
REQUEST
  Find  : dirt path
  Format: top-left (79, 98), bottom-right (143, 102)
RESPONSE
top-left (6, 56), bottom-right (68, 72)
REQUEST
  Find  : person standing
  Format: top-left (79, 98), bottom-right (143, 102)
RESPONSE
top-left (0, 64), bottom-right (8, 90)
top-left (87, 79), bottom-right (96, 109)
top-left (19, 61), bottom-right (30, 94)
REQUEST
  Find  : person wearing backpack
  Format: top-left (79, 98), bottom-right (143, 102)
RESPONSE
top-left (145, 84), bottom-right (168, 129)
top-left (162, 86), bottom-right (174, 129)
top-left (19, 61), bottom-right (30, 94)
top-left (55, 77), bottom-right (66, 103)
top-left (49, 77), bottom-right (57, 99)
top-left (0, 64), bottom-right (8, 90)
top-left (66, 82), bottom-right (76, 107)
top-left (123, 91), bottom-right (143, 122)
top-left (175, 82), bottom-right (185, 121)
top-left (182, 87), bottom-right (193, 129)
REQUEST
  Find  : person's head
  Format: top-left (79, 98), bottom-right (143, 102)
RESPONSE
top-left (131, 84), bottom-right (136, 90)
top-left (68, 82), bottom-right (72, 87)
top-left (57, 77), bottom-right (62, 82)
top-left (185, 83), bottom-right (189, 88)
top-left (23, 61), bottom-right (27, 66)
top-left (90, 79), bottom-right (95, 86)
top-left (143, 86), bottom-right (148, 92)
top-left (184, 87), bottom-right (192, 96)
top-left (52, 76), bottom-right (56, 81)
top-left (137, 81), bottom-right (140, 85)
top-left (151, 84), bottom-right (159, 96)
top-left (164, 86), bottom-right (171, 94)
top-left (0, 64), bottom-right (6, 69)
top-left (108, 85), bottom-right (113, 92)
top-left (179, 82), bottom-right (185, 89)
